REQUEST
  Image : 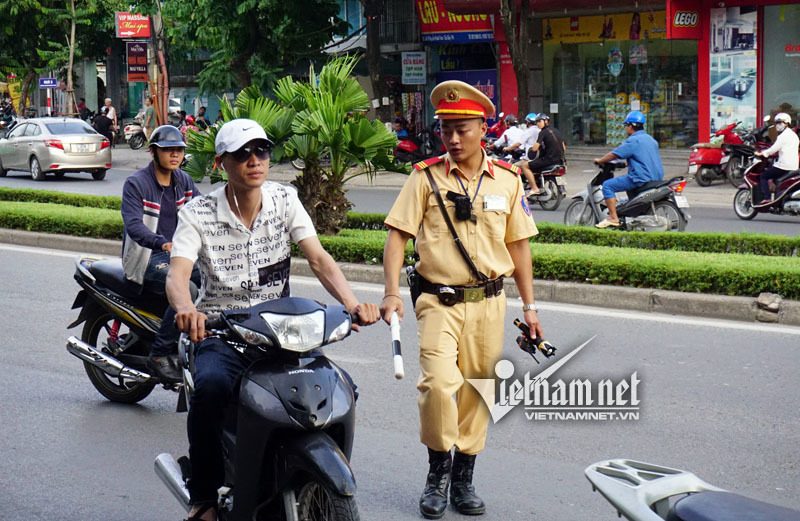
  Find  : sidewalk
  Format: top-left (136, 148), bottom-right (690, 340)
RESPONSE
top-left (2, 228), bottom-right (798, 327)
top-left (111, 146), bottom-right (737, 209)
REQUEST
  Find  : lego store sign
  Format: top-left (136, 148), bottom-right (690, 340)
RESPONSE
top-left (666, 0), bottom-right (702, 39)
top-left (416, 0), bottom-right (493, 44)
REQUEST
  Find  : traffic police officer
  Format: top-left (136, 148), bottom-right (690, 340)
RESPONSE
top-left (380, 80), bottom-right (543, 518)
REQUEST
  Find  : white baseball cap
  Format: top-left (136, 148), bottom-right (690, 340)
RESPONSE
top-left (214, 118), bottom-right (273, 156)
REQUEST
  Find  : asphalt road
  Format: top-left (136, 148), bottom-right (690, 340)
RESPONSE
top-left (1, 243), bottom-right (799, 521)
top-left (1, 151), bottom-right (798, 236)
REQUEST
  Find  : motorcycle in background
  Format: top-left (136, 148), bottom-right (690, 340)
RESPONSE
top-left (585, 459), bottom-right (800, 521)
top-left (524, 162), bottom-right (568, 211)
top-left (394, 121), bottom-right (444, 164)
top-left (486, 112), bottom-right (507, 138)
top-left (725, 115), bottom-right (776, 187)
top-left (733, 156), bottom-right (800, 220)
top-left (687, 121), bottom-right (744, 187)
top-left (564, 159), bottom-right (690, 232)
top-left (124, 109), bottom-right (147, 150)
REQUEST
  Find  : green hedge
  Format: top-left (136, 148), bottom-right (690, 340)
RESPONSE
top-left (345, 212), bottom-right (800, 257)
top-left (0, 187), bottom-right (122, 210)
top-left (294, 229), bottom-right (800, 300)
top-left (3, 188), bottom-right (799, 259)
top-left (0, 201), bottom-right (123, 238)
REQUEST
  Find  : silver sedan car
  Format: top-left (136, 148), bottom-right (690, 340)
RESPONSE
top-left (0, 117), bottom-right (112, 181)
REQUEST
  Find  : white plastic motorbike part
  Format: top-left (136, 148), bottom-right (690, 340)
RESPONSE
top-left (585, 459), bottom-right (723, 521)
top-left (390, 312), bottom-right (404, 379)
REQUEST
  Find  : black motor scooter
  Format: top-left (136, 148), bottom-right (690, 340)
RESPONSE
top-left (563, 159), bottom-right (690, 232)
top-left (155, 297), bottom-right (367, 521)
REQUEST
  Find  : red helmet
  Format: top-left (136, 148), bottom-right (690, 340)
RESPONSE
top-left (185, 115), bottom-right (196, 124)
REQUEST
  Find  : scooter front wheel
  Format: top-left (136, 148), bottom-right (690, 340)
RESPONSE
top-left (733, 188), bottom-right (757, 220)
top-left (295, 480), bottom-right (359, 521)
top-left (564, 199), bottom-right (596, 226)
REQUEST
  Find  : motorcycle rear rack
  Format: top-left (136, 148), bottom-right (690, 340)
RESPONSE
top-left (585, 459), bottom-right (723, 521)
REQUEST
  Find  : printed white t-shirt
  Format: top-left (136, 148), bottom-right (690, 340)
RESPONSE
top-left (171, 182), bottom-right (316, 312)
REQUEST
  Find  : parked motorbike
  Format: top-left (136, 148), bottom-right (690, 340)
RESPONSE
top-left (687, 122), bottom-right (744, 187)
top-left (394, 121), bottom-right (444, 164)
top-left (124, 109), bottom-right (147, 150)
top-left (564, 159), bottom-right (690, 232)
top-left (733, 156), bottom-right (800, 220)
top-left (724, 116), bottom-right (775, 187)
top-left (486, 112), bottom-right (507, 138)
top-left (155, 297), bottom-right (366, 521)
top-left (65, 256), bottom-right (189, 403)
top-left (585, 459), bottom-right (800, 521)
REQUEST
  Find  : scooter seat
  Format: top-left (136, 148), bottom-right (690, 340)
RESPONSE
top-left (775, 169), bottom-right (800, 185)
top-left (90, 259), bottom-right (148, 299)
top-left (540, 164), bottom-right (565, 175)
top-left (668, 491), bottom-right (800, 521)
top-left (626, 177), bottom-right (677, 198)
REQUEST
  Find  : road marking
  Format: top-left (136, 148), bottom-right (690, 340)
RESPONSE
top-left (293, 276), bottom-right (800, 335)
top-left (0, 243), bottom-right (84, 259)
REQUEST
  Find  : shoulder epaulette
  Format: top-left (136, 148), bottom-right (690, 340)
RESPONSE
top-left (491, 158), bottom-right (521, 175)
top-left (413, 156), bottom-right (445, 171)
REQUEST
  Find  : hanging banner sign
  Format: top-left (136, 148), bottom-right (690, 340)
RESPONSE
top-left (416, 0), bottom-right (493, 44)
top-left (126, 42), bottom-right (148, 82)
top-left (116, 12), bottom-right (151, 39)
top-left (543, 11), bottom-right (666, 44)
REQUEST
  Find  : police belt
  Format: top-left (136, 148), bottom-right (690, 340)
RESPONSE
top-left (419, 275), bottom-right (504, 303)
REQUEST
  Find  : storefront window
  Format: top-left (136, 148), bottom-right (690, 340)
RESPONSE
top-left (762, 5), bottom-right (800, 125)
top-left (543, 36), bottom-right (698, 148)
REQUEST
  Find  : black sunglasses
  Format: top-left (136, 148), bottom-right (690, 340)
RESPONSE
top-left (227, 142), bottom-right (271, 163)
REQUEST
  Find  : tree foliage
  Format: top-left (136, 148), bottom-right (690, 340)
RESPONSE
top-left (162, 0), bottom-right (350, 94)
top-left (184, 56), bottom-right (406, 234)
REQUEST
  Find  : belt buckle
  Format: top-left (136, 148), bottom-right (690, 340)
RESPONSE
top-left (463, 287), bottom-right (484, 302)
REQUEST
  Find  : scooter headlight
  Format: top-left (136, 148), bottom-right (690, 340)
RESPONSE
top-left (260, 310), bottom-right (325, 353)
top-left (232, 324), bottom-right (272, 347)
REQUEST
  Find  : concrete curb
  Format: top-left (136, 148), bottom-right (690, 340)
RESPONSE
top-left (3, 228), bottom-right (798, 327)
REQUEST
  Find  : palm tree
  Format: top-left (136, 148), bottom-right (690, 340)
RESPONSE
top-left (183, 55), bottom-right (405, 235)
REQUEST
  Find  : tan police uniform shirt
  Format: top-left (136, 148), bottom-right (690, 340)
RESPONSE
top-left (385, 151), bottom-right (538, 286)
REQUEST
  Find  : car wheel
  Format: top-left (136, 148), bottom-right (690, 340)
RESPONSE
top-left (30, 156), bottom-right (45, 181)
top-left (92, 169), bottom-right (107, 181)
top-left (0, 156), bottom-right (6, 177)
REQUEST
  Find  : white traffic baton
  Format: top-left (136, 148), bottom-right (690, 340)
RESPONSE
top-left (390, 312), bottom-right (404, 379)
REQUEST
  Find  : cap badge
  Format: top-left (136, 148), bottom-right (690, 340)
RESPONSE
top-left (446, 88), bottom-right (460, 103)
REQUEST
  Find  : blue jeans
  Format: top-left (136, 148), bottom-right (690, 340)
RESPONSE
top-left (186, 338), bottom-right (359, 504)
top-left (144, 251), bottom-right (201, 358)
top-left (601, 174), bottom-right (640, 200)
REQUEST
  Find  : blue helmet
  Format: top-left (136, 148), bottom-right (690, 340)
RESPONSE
top-left (525, 112), bottom-right (538, 124)
top-left (624, 110), bottom-right (646, 125)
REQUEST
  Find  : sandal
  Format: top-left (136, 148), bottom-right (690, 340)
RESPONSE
top-left (595, 218), bottom-right (620, 229)
top-left (185, 503), bottom-right (216, 521)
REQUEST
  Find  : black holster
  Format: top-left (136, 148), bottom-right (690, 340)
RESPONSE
top-left (406, 265), bottom-right (421, 308)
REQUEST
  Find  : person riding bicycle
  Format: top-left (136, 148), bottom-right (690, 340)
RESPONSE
top-left (121, 125), bottom-right (202, 383)
top-left (519, 113), bottom-right (565, 196)
top-left (592, 110), bottom-right (664, 228)
top-left (753, 112), bottom-right (799, 206)
top-left (165, 119), bottom-right (380, 521)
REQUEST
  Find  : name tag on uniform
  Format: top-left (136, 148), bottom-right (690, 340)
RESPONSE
top-left (483, 194), bottom-right (507, 212)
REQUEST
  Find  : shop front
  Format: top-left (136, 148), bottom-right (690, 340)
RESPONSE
top-left (542, 11), bottom-right (699, 148)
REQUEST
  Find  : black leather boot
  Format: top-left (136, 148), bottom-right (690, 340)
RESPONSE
top-left (450, 451), bottom-right (486, 515)
top-left (419, 448), bottom-right (452, 519)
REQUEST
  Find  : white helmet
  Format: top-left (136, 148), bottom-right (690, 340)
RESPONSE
top-left (775, 112), bottom-right (792, 125)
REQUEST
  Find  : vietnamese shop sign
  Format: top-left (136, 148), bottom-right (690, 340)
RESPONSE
top-left (416, 0), bottom-right (493, 44)
top-left (402, 52), bottom-right (426, 85)
top-left (126, 42), bottom-right (148, 82)
top-left (115, 12), bottom-right (151, 39)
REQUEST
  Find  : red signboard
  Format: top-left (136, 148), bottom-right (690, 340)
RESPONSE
top-left (126, 42), bottom-right (148, 83)
top-left (416, 0), bottom-right (493, 44)
top-left (666, 0), bottom-right (702, 39)
top-left (116, 12), bottom-right (151, 39)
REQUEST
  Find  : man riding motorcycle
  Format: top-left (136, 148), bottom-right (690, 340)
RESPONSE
top-left (753, 112), bottom-right (799, 206)
top-left (486, 114), bottom-right (523, 155)
top-left (519, 113), bottom-right (564, 196)
top-left (592, 110), bottom-right (664, 228)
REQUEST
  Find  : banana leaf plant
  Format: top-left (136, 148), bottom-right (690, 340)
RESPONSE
top-left (183, 55), bottom-right (408, 235)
